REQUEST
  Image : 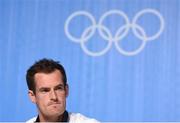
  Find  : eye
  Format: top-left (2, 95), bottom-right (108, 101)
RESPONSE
top-left (56, 85), bottom-right (64, 91)
top-left (39, 88), bottom-right (50, 93)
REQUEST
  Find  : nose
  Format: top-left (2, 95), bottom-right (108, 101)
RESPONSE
top-left (50, 90), bottom-right (58, 101)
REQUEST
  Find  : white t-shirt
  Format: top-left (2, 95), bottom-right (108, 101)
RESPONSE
top-left (26, 113), bottom-right (99, 123)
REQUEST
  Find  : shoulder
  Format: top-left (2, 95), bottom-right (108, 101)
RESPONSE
top-left (69, 113), bottom-right (100, 123)
top-left (25, 116), bottom-right (37, 123)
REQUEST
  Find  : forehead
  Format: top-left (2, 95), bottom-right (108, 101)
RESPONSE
top-left (34, 70), bottom-right (64, 88)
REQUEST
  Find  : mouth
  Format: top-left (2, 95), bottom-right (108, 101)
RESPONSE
top-left (48, 102), bottom-right (61, 106)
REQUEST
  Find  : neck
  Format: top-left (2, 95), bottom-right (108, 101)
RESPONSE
top-left (37, 111), bottom-right (68, 122)
top-left (39, 115), bottom-right (63, 122)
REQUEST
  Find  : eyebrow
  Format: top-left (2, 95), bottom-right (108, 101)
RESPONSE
top-left (38, 84), bottom-right (65, 91)
top-left (55, 84), bottom-right (65, 87)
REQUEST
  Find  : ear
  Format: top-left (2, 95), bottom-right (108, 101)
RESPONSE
top-left (65, 84), bottom-right (69, 97)
top-left (28, 90), bottom-right (36, 103)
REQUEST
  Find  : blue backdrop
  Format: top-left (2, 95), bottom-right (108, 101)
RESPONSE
top-left (0, 0), bottom-right (179, 121)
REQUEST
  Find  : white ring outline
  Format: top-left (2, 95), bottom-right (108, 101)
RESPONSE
top-left (64, 11), bottom-right (96, 43)
top-left (80, 25), bottom-right (113, 56)
top-left (132, 8), bottom-right (165, 41)
top-left (115, 24), bottom-right (147, 56)
top-left (98, 10), bottom-right (130, 42)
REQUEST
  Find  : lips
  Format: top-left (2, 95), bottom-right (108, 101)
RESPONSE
top-left (48, 102), bottom-right (61, 106)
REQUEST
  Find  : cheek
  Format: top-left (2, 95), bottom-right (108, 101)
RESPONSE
top-left (57, 94), bottom-right (66, 101)
top-left (36, 94), bottom-right (49, 105)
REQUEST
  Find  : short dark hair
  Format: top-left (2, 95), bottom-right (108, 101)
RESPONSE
top-left (26, 58), bottom-right (67, 93)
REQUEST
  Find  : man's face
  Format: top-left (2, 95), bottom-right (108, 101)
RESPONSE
top-left (28, 69), bottom-right (68, 119)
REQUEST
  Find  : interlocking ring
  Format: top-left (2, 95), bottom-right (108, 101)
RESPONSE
top-left (64, 11), bottom-right (96, 43)
top-left (80, 25), bottom-right (113, 56)
top-left (65, 9), bottom-right (165, 56)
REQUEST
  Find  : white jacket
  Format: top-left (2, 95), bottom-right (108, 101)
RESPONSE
top-left (26, 113), bottom-right (99, 123)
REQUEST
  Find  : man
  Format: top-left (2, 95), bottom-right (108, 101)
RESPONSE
top-left (26, 58), bottom-right (99, 122)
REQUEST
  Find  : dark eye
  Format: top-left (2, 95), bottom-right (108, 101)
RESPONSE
top-left (40, 88), bottom-right (50, 93)
top-left (56, 86), bottom-right (64, 91)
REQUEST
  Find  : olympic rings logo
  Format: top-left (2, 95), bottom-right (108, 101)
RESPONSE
top-left (65, 9), bottom-right (165, 56)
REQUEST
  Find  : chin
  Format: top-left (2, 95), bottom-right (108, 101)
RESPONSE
top-left (52, 109), bottom-right (64, 114)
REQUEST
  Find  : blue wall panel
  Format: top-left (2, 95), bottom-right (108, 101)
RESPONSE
top-left (0, 0), bottom-right (179, 121)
